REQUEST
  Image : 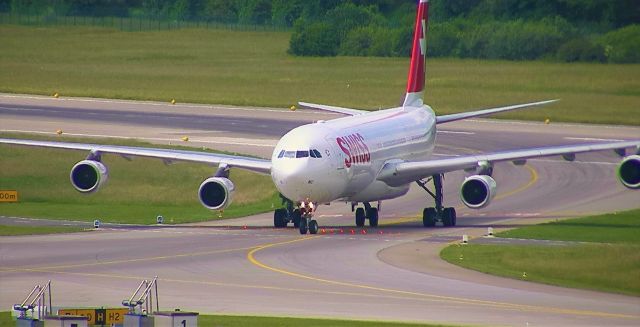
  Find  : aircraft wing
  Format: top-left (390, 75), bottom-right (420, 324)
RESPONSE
top-left (436, 99), bottom-right (558, 124)
top-left (377, 140), bottom-right (640, 186)
top-left (298, 102), bottom-right (368, 116)
top-left (0, 138), bottom-right (272, 174)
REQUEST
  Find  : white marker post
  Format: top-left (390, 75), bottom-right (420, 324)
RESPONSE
top-left (462, 234), bottom-right (468, 244)
top-left (487, 227), bottom-right (494, 237)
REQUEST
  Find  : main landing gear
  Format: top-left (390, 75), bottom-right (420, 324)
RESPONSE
top-left (353, 202), bottom-right (379, 227)
top-left (417, 174), bottom-right (456, 227)
top-left (273, 194), bottom-right (302, 229)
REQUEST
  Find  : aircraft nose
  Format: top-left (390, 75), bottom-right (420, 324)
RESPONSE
top-left (271, 159), bottom-right (330, 203)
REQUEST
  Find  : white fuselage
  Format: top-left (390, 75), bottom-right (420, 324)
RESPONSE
top-left (271, 105), bottom-right (436, 204)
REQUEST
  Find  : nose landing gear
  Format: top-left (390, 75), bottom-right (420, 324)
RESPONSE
top-left (298, 201), bottom-right (319, 235)
top-left (299, 217), bottom-right (319, 235)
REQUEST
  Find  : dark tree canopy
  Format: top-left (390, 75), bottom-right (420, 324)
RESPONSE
top-left (3, 0), bottom-right (638, 62)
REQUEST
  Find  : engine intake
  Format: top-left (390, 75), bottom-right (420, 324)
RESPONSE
top-left (198, 177), bottom-right (235, 210)
top-left (460, 175), bottom-right (497, 209)
top-left (70, 160), bottom-right (108, 193)
top-left (618, 155), bottom-right (640, 189)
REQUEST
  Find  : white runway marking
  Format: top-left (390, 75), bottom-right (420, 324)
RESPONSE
top-left (431, 153), bottom-right (461, 157)
top-left (565, 137), bottom-right (625, 142)
top-left (0, 93), bottom-right (338, 115)
top-left (437, 130), bottom-right (475, 135)
top-left (0, 129), bottom-right (277, 147)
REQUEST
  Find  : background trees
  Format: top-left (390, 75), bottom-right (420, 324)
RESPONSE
top-left (2, 0), bottom-right (638, 62)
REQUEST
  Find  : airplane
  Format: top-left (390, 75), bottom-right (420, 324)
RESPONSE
top-left (0, 0), bottom-right (638, 235)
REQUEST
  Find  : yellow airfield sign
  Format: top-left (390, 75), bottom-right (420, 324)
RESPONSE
top-left (58, 308), bottom-right (128, 325)
top-left (0, 190), bottom-right (18, 202)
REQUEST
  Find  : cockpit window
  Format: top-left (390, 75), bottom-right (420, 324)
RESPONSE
top-left (278, 149), bottom-right (322, 159)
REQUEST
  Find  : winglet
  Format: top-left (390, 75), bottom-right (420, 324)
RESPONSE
top-left (403, 0), bottom-right (429, 108)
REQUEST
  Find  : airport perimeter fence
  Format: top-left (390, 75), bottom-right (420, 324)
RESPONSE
top-left (0, 13), bottom-right (291, 32)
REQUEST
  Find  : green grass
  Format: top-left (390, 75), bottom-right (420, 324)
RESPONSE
top-left (0, 312), bottom-right (452, 327)
top-left (440, 210), bottom-right (640, 296)
top-left (0, 133), bottom-right (279, 224)
top-left (497, 209), bottom-right (640, 244)
top-left (0, 224), bottom-right (86, 236)
top-left (0, 25), bottom-right (639, 125)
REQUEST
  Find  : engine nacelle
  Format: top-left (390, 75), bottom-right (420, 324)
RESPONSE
top-left (618, 155), bottom-right (640, 189)
top-left (198, 177), bottom-right (235, 210)
top-left (69, 160), bottom-right (109, 193)
top-left (460, 175), bottom-right (497, 209)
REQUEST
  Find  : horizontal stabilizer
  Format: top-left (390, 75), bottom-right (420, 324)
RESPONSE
top-left (298, 102), bottom-right (367, 116)
top-left (436, 99), bottom-right (559, 124)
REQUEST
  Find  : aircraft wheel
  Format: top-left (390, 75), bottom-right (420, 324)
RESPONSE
top-left (274, 209), bottom-right (287, 228)
top-left (443, 207), bottom-right (456, 227)
top-left (448, 207), bottom-right (457, 226)
top-left (367, 207), bottom-right (379, 227)
top-left (355, 208), bottom-right (366, 227)
top-left (423, 208), bottom-right (436, 227)
top-left (299, 218), bottom-right (308, 235)
top-left (292, 209), bottom-right (302, 228)
top-left (308, 220), bottom-right (319, 235)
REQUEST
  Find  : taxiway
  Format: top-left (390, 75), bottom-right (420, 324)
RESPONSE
top-left (1, 94), bottom-right (639, 326)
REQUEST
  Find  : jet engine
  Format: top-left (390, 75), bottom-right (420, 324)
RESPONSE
top-left (460, 175), bottom-right (497, 209)
top-left (198, 177), bottom-right (235, 210)
top-left (69, 160), bottom-right (109, 193)
top-left (618, 155), bottom-right (640, 189)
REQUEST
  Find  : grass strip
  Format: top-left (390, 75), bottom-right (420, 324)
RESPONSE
top-left (0, 25), bottom-right (639, 125)
top-left (497, 209), bottom-right (640, 244)
top-left (0, 133), bottom-right (279, 225)
top-left (0, 312), bottom-right (453, 327)
top-left (0, 224), bottom-right (85, 236)
top-left (440, 209), bottom-right (640, 296)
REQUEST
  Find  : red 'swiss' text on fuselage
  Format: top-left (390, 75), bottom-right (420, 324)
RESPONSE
top-left (337, 133), bottom-right (371, 168)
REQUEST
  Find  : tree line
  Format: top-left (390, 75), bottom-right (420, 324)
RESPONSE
top-left (2, 0), bottom-right (638, 63)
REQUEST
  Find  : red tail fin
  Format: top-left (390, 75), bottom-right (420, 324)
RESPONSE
top-left (403, 0), bottom-right (429, 108)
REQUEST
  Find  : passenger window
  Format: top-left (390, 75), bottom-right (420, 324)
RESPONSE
top-left (296, 150), bottom-right (309, 158)
top-left (284, 151), bottom-right (296, 158)
top-left (312, 149), bottom-right (322, 158)
top-left (277, 150), bottom-right (285, 158)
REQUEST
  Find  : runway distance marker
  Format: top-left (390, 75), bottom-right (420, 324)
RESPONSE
top-left (0, 190), bottom-right (18, 202)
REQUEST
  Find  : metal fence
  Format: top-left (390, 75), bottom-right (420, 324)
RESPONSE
top-left (0, 13), bottom-right (290, 32)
